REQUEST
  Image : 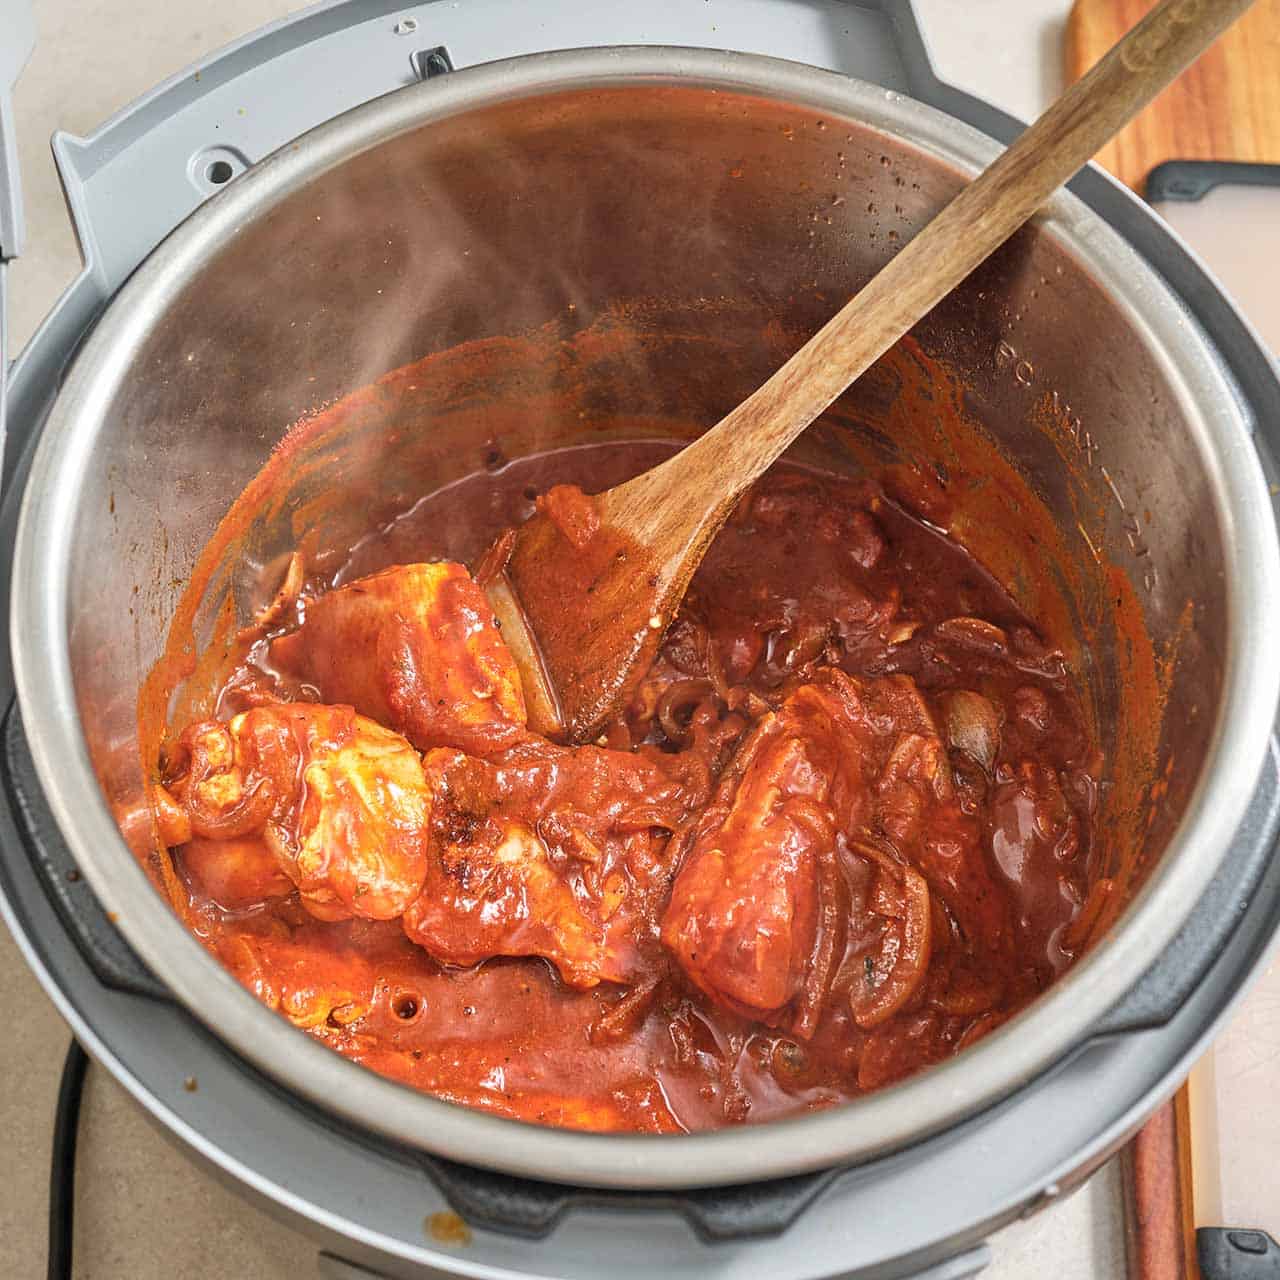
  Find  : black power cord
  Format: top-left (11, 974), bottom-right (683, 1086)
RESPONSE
top-left (48, 1039), bottom-right (88, 1280)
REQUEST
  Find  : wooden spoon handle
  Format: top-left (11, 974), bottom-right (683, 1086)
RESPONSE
top-left (606, 0), bottom-right (1255, 540)
top-left (502, 0), bottom-right (1254, 744)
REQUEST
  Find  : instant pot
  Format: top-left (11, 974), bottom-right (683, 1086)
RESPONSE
top-left (3, 2), bottom-right (1280, 1277)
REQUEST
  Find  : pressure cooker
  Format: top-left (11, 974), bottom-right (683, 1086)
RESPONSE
top-left (2, 2), bottom-right (1279, 1277)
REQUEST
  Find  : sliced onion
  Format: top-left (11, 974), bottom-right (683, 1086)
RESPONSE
top-left (956, 1008), bottom-right (1013, 1053)
top-left (254, 551), bottom-right (305, 629)
top-left (879, 731), bottom-right (953, 801)
top-left (941, 690), bottom-right (1003, 774)
top-left (790, 848), bottom-right (843, 1041)
top-left (1061, 876), bottom-right (1116, 953)
top-left (930, 967), bottom-right (1002, 1017)
top-left (656, 678), bottom-right (716, 745)
top-left (588, 975), bottom-right (663, 1045)
top-left (328, 1001), bottom-right (370, 1027)
top-left (282, 987), bottom-right (337, 1029)
top-left (887, 619), bottom-right (921, 646)
top-left (934, 616), bottom-right (1008, 656)
top-left (847, 835), bottom-right (904, 878)
top-left (775, 620), bottom-right (832, 674)
top-left (771, 1038), bottom-right (811, 1077)
top-left (851, 866), bottom-right (932, 1028)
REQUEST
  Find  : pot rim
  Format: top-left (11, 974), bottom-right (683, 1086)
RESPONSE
top-left (11, 46), bottom-right (1280, 1190)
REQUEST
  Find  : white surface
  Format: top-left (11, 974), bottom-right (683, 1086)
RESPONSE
top-left (2, 1), bottom-right (1130, 1277)
top-left (1153, 183), bottom-right (1280, 353)
top-left (1190, 955), bottom-right (1280, 1242)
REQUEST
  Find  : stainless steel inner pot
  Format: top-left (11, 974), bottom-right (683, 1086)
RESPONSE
top-left (10, 49), bottom-right (1280, 1189)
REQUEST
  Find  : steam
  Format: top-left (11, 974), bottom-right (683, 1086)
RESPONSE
top-left (115, 88), bottom-right (904, 802)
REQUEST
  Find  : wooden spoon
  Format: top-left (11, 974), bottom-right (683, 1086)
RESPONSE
top-left (486, 0), bottom-right (1255, 744)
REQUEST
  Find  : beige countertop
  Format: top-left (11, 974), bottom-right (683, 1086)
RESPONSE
top-left (1, 1), bottom-right (1127, 1276)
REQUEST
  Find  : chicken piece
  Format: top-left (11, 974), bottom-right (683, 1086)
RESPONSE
top-left (662, 732), bottom-right (826, 1018)
top-left (661, 669), bottom-right (878, 1022)
top-left (181, 835), bottom-right (295, 910)
top-left (661, 668), bottom-right (991, 1029)
top-left (168, 704), bottom-right (430, 921)
top-left (271, 562), bottom-right (526, 755)
top-left (874, 731), bottom-right (952, 849)
top-left (846, 846), bottom-right (933, 1029)
top-left (403, 740), bottom-right (705, 989)
top-left (405, 807), bottom-right (607, 989)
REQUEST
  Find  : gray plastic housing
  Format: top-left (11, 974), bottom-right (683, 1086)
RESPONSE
top-left (0, 0), bottom-right (33, 259)
top-left (0, 0), bottom-right (35, 459)
top-left (1, 3), bottom-right (1279, 1278)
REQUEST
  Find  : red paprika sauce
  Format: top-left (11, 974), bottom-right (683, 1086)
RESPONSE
top-left (156, 443), bottom-right (1102, 1133)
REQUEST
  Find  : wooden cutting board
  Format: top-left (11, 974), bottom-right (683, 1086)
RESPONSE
top-left (1066, 0), bottom-right (1280, 190)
